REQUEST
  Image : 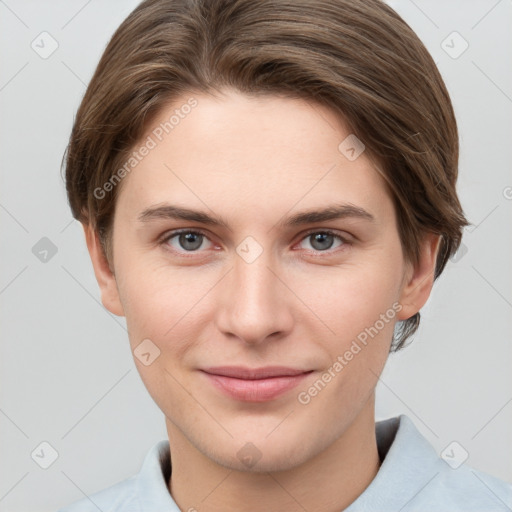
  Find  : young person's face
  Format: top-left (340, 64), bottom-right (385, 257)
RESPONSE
top-left (86, 89), bottom-right (438, 472)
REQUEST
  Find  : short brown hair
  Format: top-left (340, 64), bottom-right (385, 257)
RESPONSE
top-left (64, 0), bottom-right (468, 350)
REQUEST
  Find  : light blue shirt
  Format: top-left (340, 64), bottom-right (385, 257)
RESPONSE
top-left (58, 415), bottom-right (512, 511)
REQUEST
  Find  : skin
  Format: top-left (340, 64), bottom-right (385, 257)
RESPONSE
top-left (84, 88), bottom-right (440, 512)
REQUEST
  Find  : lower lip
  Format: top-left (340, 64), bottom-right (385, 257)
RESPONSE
top-left (202, 371), bottom-right (312, 402)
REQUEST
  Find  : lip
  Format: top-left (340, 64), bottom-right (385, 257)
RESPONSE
top-left (201, 366), bottom-right (313, 402)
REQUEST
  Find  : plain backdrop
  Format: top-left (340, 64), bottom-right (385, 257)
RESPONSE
top-left (0, 0), bottom-right (511, 510)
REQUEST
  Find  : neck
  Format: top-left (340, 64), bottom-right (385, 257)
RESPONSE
top-left (167, 398), bottom-right (380, 512)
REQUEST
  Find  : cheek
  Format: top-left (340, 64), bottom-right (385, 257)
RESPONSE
top-left (115, 259), bottom-right (213, 353)
top-left (293, 267), bottom-right (401, 418)
top-left (295, 261), bottom-right (402, 341)
top-left (115, 263), bottom-right (205, 411)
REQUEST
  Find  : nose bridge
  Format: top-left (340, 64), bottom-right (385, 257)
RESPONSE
top-left (235, 251), bottom-right (275, 302)
top-left (216, 244), bottom-right (293, 344)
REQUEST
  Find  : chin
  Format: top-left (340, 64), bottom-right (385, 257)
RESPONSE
top-left (205, 432), bottom-right (321, 474)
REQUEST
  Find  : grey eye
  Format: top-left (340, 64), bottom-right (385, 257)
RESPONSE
top-left (309, 232), bottom-right (335, 251)
top-left (165, 231), bottom-right (211, 252)
top-left (298, 232), bottom-right (344, 252)
top-left (177, 232), bottom-right (204, 251)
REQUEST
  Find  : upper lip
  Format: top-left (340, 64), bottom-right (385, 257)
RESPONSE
top-left (201, 366), bottom-right (312, 380)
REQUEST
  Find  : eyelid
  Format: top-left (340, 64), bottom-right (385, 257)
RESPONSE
top-left (298, 228), bottom-right (352, 243)
top-left (159, 227), bottom-right (352, 255)
top-left (159, 228), bottom-right (216, 248)
top-left (293, 228), bottom-right (352, 254)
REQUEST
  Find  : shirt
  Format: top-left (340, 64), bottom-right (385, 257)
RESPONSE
top-left (58, 414), bottom-right (512, 511)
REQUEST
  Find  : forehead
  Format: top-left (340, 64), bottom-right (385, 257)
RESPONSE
top-left (115, 89), bottom-right (394, 227)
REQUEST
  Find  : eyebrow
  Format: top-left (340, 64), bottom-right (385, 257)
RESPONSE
top-left (137, 203), bottom-right (375, 229)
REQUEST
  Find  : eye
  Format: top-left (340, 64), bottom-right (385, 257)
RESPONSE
top-left (297, 230), bottom-right (347, 252)
top-left (160, 228), bottom-right (349, 256)
top-left (162, 230), bottom-right (214, 252)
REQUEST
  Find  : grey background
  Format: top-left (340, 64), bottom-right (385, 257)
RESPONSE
top-left (0, 0), bottom-right (511, 510)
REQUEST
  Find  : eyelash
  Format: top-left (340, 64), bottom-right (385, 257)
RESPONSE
top-left (159, 228), bottom-right (351, 257)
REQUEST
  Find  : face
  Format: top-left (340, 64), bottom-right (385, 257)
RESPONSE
top-left (86, 88), bottom-right (438, 473)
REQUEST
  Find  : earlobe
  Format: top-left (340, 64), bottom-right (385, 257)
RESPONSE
top-left (397, 233), bottom-right (441, 321)
top-left (82, 223), bottom-right (125, 317)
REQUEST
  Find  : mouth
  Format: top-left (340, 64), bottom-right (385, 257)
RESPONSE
top-left (200, 366), bottom-right (314, 402)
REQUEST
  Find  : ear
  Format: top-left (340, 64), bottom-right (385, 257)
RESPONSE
top-left (397, 233), bottom-right (441, 321)
top-left (82, 223), bottom-right (125, 317)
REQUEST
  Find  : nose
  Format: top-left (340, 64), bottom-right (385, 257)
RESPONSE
top-left (215, 249), bottom-right (294, 346)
